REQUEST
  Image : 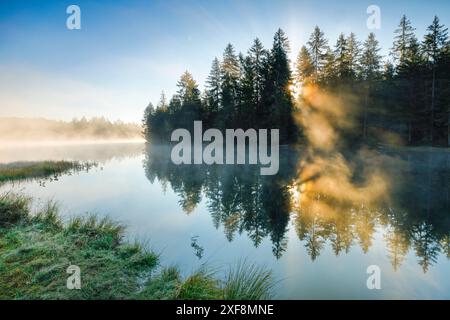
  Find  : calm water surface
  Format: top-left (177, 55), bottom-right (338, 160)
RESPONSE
top-left (0, 142), bottom-right (449, 299)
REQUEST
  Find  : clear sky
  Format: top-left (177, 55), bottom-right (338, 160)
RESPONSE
top-left (1, 0), bottom-right (449, 122)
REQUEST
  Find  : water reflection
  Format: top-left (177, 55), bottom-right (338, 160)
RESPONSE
top-left (143, 144), bottom-right (450, 272)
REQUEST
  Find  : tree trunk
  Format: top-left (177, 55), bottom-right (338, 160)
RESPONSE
top-left (430, 67), bottom-right (436, 144)
top-left (448, 112), bottom-right (450, 147)
top-left (408, 120), bottom-right (412, 144)
top-left (363, 84), bottom-right (369, 140)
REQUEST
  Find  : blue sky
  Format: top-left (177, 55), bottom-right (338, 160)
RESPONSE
top-left (1, 0), bottom-right (449, 122)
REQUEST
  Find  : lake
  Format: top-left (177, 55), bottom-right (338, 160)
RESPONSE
top-left (0, 142), bottom-right (449, 299)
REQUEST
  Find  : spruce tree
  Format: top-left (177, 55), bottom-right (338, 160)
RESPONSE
top-left (307, 26), bottom-right (329, 83)
top-left (205, 57), bottom-right (222, 126)
top-left (346, 32), bottom-right (361, 80)
top-left (220, 44), bottom-right (240, 127)
top-left (248, 38), bottom-right (268, 107)
top-left (334, 33), bottom-right (351, 80)
top-left (295, 45), bottom-right (314, 85)
top-left (391, 15), bottom-right (416, 70)
top-left (359, 33), bottom-right (382, 139)
top-left (360, 33), bottom-right (382, 81)
top-left (423, 16), bottom-right (449, 143)
top-left (264, 29), bottom-right (297, 142)
top-left (176, 71), bottom-right (202, 132)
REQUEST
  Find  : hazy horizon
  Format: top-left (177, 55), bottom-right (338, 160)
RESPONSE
top-left (0, 116), bottom-right (143, 142)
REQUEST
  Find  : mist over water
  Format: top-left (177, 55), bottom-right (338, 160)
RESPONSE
top-left (0, 141), bottom-right (144, 163)
top-left (1, 140), bottom-right (448, 299)
top-left (0, 117), bottom-right (143, 143)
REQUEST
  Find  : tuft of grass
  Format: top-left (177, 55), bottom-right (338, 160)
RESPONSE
top-left (0, 193), bottom-right (30, 227)
top-left (176, 267), bottom-right (221, 300)
top-left (222, 260), bottom-right (274, 300)
top-left (137, 266), bottom-right (181, 299)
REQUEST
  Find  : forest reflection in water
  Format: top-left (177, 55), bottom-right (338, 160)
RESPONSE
top-left (143, 144), bottom-right (450, 273)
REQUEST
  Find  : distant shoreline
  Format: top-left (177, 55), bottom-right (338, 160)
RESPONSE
top-left (0, 139), bottom-right (145, 148)
top-left (0, 117), bottom-right (143, 142)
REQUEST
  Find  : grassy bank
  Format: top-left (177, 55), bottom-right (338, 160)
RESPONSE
top-left (0, 193), bottom-right (274, 300)
top-left (0, 161), bottom-right (96, 184)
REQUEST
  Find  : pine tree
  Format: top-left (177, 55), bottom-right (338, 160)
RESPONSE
top-left (307, 26), bottom-right (329, 83)
top-left (423, 16), bottom-right (449, 144)
top-left (391, 15), bottom-right (416, 70)
top-left (270, 29), bottom-right (291, 89)
top-left (142, 101), bottom-right (155, 140)
top-left (248, 38), bottom-right (268, 107)
top-left (205, 57), bottom-right (222, 126)
top-left (295, 45), bottom-right (314, 85)
top-left (347, 32), bottom-right (361, 80)
top-left (264, 29), bottom-right (297, 142)
top-left (360, 33), bottom-right (382, 81)
top-left (383, 61), bottom-right (395, 81)
top-left (177, 71), bottom-right (200, 104)
top-left (423, 16), bottom-right (449, 64)
top-left (220, 44), bottom-right (240, 127)
top-left (334, 33), bottom-right (351, 80)
top-left (359, 33), bottom-right (382, 139)
top-left (320, 48), bottom-right (335, 85)
top-left (157, 91), bottom-right (168, 110)
top-left (239, 54), bottom-right (256, 128)
top-left (176, 71), bottom-right (202, 131)
top-left (398, 36), bottom-right (426, 143)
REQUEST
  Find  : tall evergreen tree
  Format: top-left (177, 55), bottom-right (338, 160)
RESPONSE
top-left (248, 38), bottom-right (268, 107)
top-left (423, 16), bottom-right (449, 64)
top-left (295, 45), bottom-right (314, 85)
top-left (142, 102), bottom-right (155, 140)
top-left (359, 33), bottom-right (382, 139)
top-left (176, 71), bottom-right (202, 131)
top-left (334, 33), bottom-right (351, 80)
top-left (263, 29), bottom-right (297, 142)
top-left (307, 26), bottom-right (329, 83)
top-left (320, 48), bottom-right (335, 85)
top-left (383, 61), bottom-right (395, 81)
top-left (157, 91), bottom-right (168, 110)
top-left (360, 33), bottom-right (382, 81)
top-left (346, 32), bottom-right (361, 80)
top-left (177, 71), bottom-right (200, 104)
top-left (398, 36), bottom-right (426, 143)
top-left (391, 15), bottom-right (416, 69)
top-left (220, 44), bottom-right (240, 127)
top-left (239, 54), bottom-right (256, 128)
top-left (205, 57), bottom-right (222, 126)
top-left (423, 16), bottom-right (449, 143)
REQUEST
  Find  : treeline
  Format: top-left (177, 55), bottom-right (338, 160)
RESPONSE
top-left (143, 29), bottom-right (298, 144)
top-left (0, 117), bottom-right (142, 141)
top-left (296, 15), bottom-right (450, 146)
top-left (144, 15), bottom-right (450, 147)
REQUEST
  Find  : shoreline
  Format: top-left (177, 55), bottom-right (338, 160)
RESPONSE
top-left (0, 139), bottom-right (145, 149)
